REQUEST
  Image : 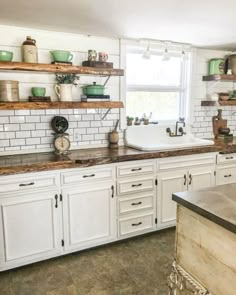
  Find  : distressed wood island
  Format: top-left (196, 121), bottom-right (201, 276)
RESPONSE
top-left (169, 184), bottom-right (236, 295)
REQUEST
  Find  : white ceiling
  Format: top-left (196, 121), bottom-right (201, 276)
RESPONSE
top-left (1, 0), bottom-right (236, 50)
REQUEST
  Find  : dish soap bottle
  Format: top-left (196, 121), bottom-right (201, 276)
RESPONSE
top-left (22, 36), bottom-right (38, 63)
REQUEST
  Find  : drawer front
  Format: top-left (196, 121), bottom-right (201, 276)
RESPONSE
top-left (118, 192), bottom-right (154, 215)
top-left (117, 161), bottom-right (155, 178)
top-left (0, 172), bottom-right (59, 194)
top-left (117, 177), bottom-right (155, 196)
top-left (217, 154), bottom-right (236, 164)
top-left (119, 213), bottom-right (154, 237)
top-left (216, 166), bottom-right (236, 185)
top-left (158, 153), bottom-right (216, 171)
top-left (61, 167), bottom-right (114, 186)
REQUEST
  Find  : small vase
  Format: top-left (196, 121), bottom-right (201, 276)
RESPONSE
top-left (55, 84), bottom-right (73, 101)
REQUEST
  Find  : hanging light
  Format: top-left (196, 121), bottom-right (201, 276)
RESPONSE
top-left (162, 48), bottom-right (170, 61)
top-left (142, 44), bottom-right (151, 59)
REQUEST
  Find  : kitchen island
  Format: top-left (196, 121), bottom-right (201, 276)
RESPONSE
top-left (169, 184), bottom-right (236, 295)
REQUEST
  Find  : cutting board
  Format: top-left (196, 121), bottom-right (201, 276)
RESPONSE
top-left (213, 118), bottom-right (227, 138)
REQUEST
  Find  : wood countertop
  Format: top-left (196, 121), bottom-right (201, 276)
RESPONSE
top-left (1, 138), bottom-right (236, 176)
top-left (173, 184), bottom-right (236, 234)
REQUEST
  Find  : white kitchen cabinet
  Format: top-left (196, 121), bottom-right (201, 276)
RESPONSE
top-left (0, 190), bottom-right (62, 271)
top-left (188, 166), bottom-right (215, 191)
top-left (157, 170), bottom-right (187, 225)
top-left (157, 163), bottom-right (215, 227)
top-left (62, 181), bottom-right (116, 252)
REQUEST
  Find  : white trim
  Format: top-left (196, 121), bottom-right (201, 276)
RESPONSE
top-left (119, 39), bottom-right (127, 130)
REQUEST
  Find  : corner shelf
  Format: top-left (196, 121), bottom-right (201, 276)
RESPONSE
top-left (202, 74), bottom-right (236, 81)
top-left (201, 100), bottom-right (236, 106)
top-left (0, 101), bottom-right (124, 110)
top-left (0, 61), bottom-right (124, 76)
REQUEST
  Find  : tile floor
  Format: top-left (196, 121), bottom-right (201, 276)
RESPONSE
top-left (0, 228), bottom-right (175, 295)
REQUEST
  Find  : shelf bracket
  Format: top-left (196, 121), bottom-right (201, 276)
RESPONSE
top-left (103, 75), bottom-right (111, 87)
top-left (100, 108), bottom-right (111, 120)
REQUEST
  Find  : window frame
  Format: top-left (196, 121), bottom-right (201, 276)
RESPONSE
top-left (119, 40), bottom-right (192, 128)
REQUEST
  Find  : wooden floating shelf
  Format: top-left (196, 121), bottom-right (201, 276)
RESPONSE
top-left (202, 74), bottom-right (236, 81)
top-left (201, 100), bottom-right (236, 106)
top-left (0, 61), bottom-right (124, 76)
top-left (0, 101), bottom-right (124, 110)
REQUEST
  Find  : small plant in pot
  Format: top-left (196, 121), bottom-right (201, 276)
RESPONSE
top-left (55, 74), bottom-right (80, 102)
top-left (126, 116), bottom-right (134, 126)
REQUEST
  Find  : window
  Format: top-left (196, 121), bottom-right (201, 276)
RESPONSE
top-left (125, 46), bottom-right (191, 122)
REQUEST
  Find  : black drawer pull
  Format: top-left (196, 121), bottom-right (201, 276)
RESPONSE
top-left (83, 174), bottom-right (95, 178)
top-left (19, 182), bottom-right (35, 187)
top-left (131, 168), bottom-right (142, 172)
top-left (226, 157), bottom-right (234, 160)
top-left (224, 174), bottom-right (232, 178)
top-left (132, 222), bottom-right (142, 226)
top-left (131, 201), bottom-right (142, 206)
top-left (131, 183), bottom-right (142, 187)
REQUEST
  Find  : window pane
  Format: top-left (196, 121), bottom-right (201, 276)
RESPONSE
top-left (126, 53), bottom-right (182, 86)
top-left (126, 92), bottom-right (180, 121)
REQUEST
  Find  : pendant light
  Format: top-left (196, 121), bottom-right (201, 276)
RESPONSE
top-left (142, 44), bottom-right (151, 59)
top-left (162, 48), bottom-right (170, 61)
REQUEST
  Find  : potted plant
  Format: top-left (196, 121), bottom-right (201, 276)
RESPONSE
top-left (55, 74), bottom-right (80, 101)
top-left (126, 116), bottom-right (134, 126)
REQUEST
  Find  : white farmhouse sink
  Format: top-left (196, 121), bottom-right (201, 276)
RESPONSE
top-left (125, 125), bottom-right (214, 151)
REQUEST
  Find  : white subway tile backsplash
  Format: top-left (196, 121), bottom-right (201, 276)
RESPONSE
top-left (10, 138), bottom-right (25, 146)
top-left (15, 131), bottom-right (31, 138)
top-left (25, 116), bottom-right (41, 123)
top-left (26, 138), bottom-right (40, 145)
top-left (20, 123), bottom-right (35, 130)
top-left (31, 130), bottom-right (46, 137)
top-left (14, 110), bottom-right (30, 116)
top-left (4, 124), bottom-right (20, 131)
top-left (10, 116), bottom-right (25, 123)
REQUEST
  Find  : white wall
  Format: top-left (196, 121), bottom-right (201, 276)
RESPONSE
top-left (0, 25), bottom-right (124, 155)
top-left (191, 48), bottom-right (236, 138)
top-left (0, 25), bottom-right (235, 156)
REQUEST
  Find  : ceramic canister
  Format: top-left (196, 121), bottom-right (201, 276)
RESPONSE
top-left (88, 50), bottom-right (97, 61)
top-left (99, 52), bottom-right (108, 62)
top-left (22, 36), bottom-right (38, 63)
top-left (0, 81), bottom-right (19, 102)
top-left (209, 58), bottom-right (224, 75)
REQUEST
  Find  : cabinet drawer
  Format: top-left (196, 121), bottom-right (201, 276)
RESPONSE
top-left (119, 213), bottom-right (154, 237)
top-left (118, 192), bottom-right (154, 215)
top-left (0, 172), bottom-right (59, 195)
top-left (217, 153), bottom-right (236, 164)
top-left (61, 167), bottom-right (114, 186)
top-left (117, 177), bottom-right (155, 195)
top-left (117, 161), bottom-right (155, 178)
top-left (216, 166), bottom-right (236, 185)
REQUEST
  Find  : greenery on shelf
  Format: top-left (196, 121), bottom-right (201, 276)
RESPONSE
top-left (55, 74), bottom-right (80, 85)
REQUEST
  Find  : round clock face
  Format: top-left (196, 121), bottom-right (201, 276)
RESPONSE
top-left (54, 136), bottom-right (70, 153)
top-left (51, 116), bottom-right (69, 134)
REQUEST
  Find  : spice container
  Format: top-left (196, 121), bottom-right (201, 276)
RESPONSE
top-left (22, 36), bottom-right (38, 63)
top-left (0, 81), bottom-right (19, 102)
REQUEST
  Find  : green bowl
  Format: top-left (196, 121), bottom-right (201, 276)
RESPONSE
top-left (0, 50), bottom-right (13, 61)
top-left (50, 50), bottom-right (73, 62)
top-left (32, 87), bottom-right (46, 97)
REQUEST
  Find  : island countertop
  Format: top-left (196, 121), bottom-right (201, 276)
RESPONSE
top-left (173, 183), bottom-right (236, 234)
top-left (0, 138), bottom-right (236, 176)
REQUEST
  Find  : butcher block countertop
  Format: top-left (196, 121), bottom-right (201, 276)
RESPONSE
top-left (173, 183), bottom-right (236, 234)
top-left (1, 138), bottom-right (236, 176)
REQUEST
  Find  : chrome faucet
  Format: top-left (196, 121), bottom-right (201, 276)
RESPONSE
top-left (166, 118), bottom-right (186, 137)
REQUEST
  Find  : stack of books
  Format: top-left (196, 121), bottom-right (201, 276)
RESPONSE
top-left (81, 95), bottom-right (110, 102)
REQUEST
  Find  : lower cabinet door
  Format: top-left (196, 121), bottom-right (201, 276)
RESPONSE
top-left (62, 181), bottom-right (116, 252)
top-left (188, 166), bottom-right (215, 191)
top-left (158, 170), bottom-right (187, 226)
top-left (0, 190), bottom-right (62, 270)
